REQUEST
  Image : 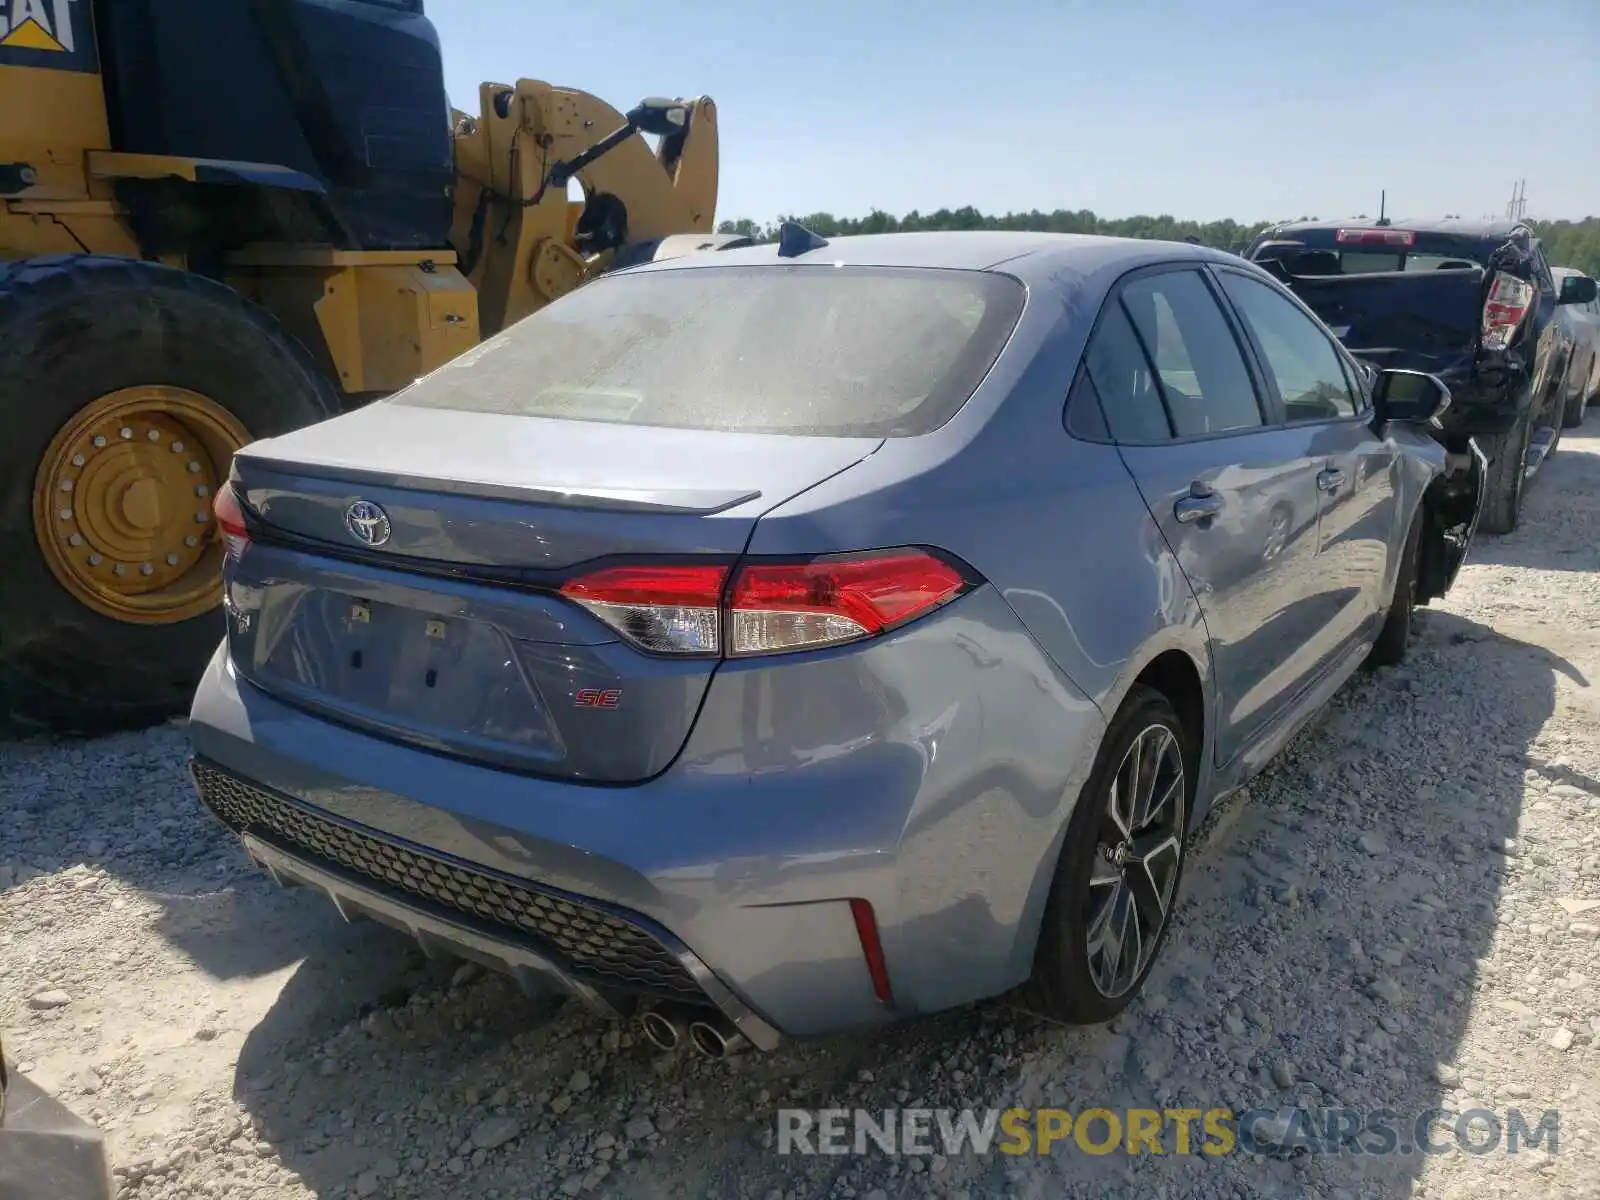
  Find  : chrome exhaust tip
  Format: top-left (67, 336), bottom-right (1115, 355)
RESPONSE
top-left (687, 1017), bottom-right (749, 1060)
top-left (638, 1007), bottom-right (688, 1052)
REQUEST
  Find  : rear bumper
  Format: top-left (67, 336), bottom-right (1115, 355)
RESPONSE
top-left (186, 585), bottom-right (1106, 1041)
top-left (225, 818), bottom-right (782, 1051)
top-left (0, 1072), bottom-right (114, 1200)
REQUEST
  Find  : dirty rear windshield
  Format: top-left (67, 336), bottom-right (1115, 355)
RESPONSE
top-left (389, 264), bottom-right (1026, 438)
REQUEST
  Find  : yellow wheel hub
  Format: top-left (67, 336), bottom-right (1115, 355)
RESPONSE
top-left (33, 386), bottom-right (250, 625)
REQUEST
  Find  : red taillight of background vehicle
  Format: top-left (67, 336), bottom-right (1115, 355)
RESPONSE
top-left (212, 484), bottom-right (251, 562)
top-left (1481, 271), bottom-right (1535, 352)
top-left (559, 548), bottom-right (972, 658)
top-left (1335, 228), bottom-right (1416, 247)
top-left (559, 563), bottom-right (728, 654)
top-left (728, 549), bottom-right (970, 655)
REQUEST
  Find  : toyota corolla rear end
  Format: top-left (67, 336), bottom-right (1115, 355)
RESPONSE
top-left (186, 250), bottom-right (1108, 1046)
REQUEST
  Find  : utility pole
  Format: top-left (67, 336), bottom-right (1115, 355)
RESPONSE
top-left (1506, 180), bottom-right (1527, 221)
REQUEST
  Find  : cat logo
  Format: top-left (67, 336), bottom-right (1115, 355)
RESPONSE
top-left (0, 0), bottom-right (98, 72)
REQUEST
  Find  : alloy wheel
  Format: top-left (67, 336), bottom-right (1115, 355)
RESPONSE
top-left (1085, 722), bottom-right (1186, 999)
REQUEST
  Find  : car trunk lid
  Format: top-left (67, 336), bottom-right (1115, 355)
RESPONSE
top-left (223, 402), bottom-right (881, 782)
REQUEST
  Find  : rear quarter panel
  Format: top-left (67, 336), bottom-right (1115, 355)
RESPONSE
top-left (747, 265), bottom-right (1212, 724)
top-left (743, 265), bottom-right (1217, 977)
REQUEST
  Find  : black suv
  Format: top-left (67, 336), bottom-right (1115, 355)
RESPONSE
top-left (1245, 218), bottom-right (1597, 533)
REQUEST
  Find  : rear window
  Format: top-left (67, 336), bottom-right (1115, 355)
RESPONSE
top-left (1347, 252), bottom-right (1482, 274)
top-left (1262, 248), bottom-right (1484, 276)
top-left (1251, 230), bottom-right (1502, 277)
top-left (391, 264), bottom-right (1026, 437)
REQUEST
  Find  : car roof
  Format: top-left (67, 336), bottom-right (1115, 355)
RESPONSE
top-left (1265, 215), bottom-right (1528, 241)
top-left (624, 229), bottom-right (1240, 285)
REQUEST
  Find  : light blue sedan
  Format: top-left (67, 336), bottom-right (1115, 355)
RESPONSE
top-left (187, 228), bottom-right (1485, 1057)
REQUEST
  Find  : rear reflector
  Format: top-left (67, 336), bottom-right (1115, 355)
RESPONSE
top-left (1335, 227), bottom-right (1416, 247)
top-left (213, 484), bottom-right (250, 562)
top-left (849, 898), bottom-right (894, 1004)
top-left (560, 548), bottom-right (972, 658)
top-left (1481, 271), bottom-right (1535, 352)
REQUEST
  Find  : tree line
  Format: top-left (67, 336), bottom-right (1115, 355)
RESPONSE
top-left (716, 209), bottom-right (1600, 275)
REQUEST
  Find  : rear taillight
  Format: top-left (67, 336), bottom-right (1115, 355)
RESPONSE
top-left (559, 548), bottom-right (973, 658)
top-left (213, 484), bottom-right (250, 562)
top-left (559, 564), bottom-right (727, 654)
top-left (728, 550), bottom-right (969, 655)
top-left (1481, 271), bottom-right (1535, 351)
top-left (1335, 228), bottom-right (1416, 246)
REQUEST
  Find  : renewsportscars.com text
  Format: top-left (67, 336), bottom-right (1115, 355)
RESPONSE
top-left (775, 1106), bottom-right (1562, 1158)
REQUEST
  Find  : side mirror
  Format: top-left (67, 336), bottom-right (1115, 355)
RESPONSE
top-left (1373, 369), bottom-right (1451, 426)
top-left (1557, 274), bottom-right (1599, 306)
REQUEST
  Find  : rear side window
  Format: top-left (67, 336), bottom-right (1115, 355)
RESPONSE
top-left (1121, 271), bottom-right (1264, 437)
top-left (1064, 369), bottom-right (1111, 440)
top-left (1083, 304), bottom-right (1171, 442)
top-left (390, 265), bottom-right (1025, 438)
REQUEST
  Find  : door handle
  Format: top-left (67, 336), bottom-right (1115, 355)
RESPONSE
top-left (1317, 467), bottom-right (1346, 493)
top-left (1174, 492), bottom-right (1223, 524)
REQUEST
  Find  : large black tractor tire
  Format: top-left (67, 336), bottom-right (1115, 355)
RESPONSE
top-left (1477, 404), bottom-right (1533, 536)
top-left (0, 255), bottom-right (337, 736)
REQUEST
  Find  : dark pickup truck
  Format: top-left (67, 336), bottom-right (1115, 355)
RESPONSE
top-left (1244, 218), bottom-right (1598, 533)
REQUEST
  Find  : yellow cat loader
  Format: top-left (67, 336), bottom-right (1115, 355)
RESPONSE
top-left (0, 0), bottom-right (744, 733)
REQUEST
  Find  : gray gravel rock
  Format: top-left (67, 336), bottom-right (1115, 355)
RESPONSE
top-left (470, 1117), bottom-right (521, 1150)
top-left (1367, 977), bottom-right (1403, 1004)
top-left (6, 419), bottom-right (1600, 1200)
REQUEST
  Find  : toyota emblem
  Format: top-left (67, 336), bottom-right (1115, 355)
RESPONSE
top-left (344, 500), bottom-right (392, 547)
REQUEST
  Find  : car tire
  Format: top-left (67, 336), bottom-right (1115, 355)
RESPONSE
top-left (1561, 377), bottom-right (1587, 429)
top-left (1477, 404), bottom-right (1532, 535)
top-left (1366, 509), bottom-right (1422, 669)
top-left (1019, 683), bottom-right (1192, 1025)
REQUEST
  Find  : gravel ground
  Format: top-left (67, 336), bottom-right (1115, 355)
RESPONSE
top-left (5, 421), bottom-right (1600, 1200)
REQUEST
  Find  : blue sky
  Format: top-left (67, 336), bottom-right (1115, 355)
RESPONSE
top-left (431, 0), bottom-right (1599, 226)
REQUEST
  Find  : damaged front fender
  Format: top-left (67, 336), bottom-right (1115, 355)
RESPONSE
top-left (1417, 437), bottom-right (1488, 605)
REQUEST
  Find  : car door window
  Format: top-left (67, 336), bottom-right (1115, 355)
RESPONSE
top-left (1082, 302), bottom-right (1172, 442)
top-left (1120, 270), bottom-right (1264, 437)
top-left (1217, 272), bottom-right (1359, 422)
